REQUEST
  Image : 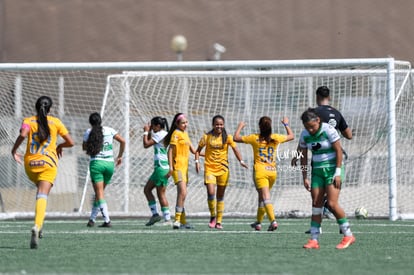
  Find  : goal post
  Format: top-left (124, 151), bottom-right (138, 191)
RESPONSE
top-left (0, 58), bottom-right (412, 221)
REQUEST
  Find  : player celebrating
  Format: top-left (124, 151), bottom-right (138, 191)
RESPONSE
top-left (298, 108), bottom-right (355, 249)
top-left (234, 116), bottom-right (294, 231)
top-left (195, 115), bottom-right (248, 229)
top-left (142, 116), bottom-right (171, 226)
top-left (11, 96), bottom-right (74, 249)
top-left (164, 113), bottom-right (197, 229)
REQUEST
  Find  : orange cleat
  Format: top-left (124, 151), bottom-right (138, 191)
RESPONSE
top-left (303, 239), bottom-right (320, 249)
top-left (336, 235), bottom-right (356, 249)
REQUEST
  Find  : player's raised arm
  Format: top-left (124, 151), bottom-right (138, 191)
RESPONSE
top-left (233, 121), bottom-right (246, 142)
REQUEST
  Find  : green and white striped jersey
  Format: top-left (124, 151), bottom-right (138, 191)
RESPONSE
top-left (299, 122), bottom-right (340, 169)
top-left (83, 126), bottom-right (118, 162)
top-left (150, 129), bottom-right (169, 169)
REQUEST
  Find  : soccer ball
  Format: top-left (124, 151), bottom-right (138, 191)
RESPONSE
top-left (355, 207), bottom-right (368, 219)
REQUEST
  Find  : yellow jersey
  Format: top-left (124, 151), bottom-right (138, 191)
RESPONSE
top-left (198, 133), bottom-right (236, 174)
top-left (23, 115), bottom-right (69, 168)
top-left (170, 129), bottom-right (192, 170)
top-left (241, 133), bottom-right (288, 172)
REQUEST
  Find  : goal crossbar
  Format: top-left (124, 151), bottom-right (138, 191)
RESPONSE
top-left (0, 58), bottom-right (412, 221)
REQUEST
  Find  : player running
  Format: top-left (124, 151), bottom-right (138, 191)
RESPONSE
top-left (11, 96), bottom-right (74, 249)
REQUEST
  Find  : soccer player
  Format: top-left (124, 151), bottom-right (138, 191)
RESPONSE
top-left (292, 85), bottom-right (352, 229)
top-left (234, 116), bottom-right (294, 231)
top-left (164, 113), bottom-right (197, 229)
top-left (83, 112), bottom-right (125, 228)
top-left (314, 86), bottom-right (352, 140)
top-left (314, 86), bottom-right (352, 219)
top-left (11, 96), bottom-right (74, 249)
top-left (195, 115), bottom-right (248, 229)
top-left (298, 108), bottom-right (355, 249)
top-left (142, 116), bottom-right (171, 226)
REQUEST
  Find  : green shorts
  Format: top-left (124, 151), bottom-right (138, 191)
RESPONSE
top-left (311, 166), bottom-right (344, 189)
top-left (89, 160), bottom-right (114, 185)
top-left (149, 166), bottom-right (169, 187)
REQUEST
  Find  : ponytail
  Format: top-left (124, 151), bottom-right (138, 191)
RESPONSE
top-left (35, 96), bottom-right (52, 143)
top-left (86, 112), bottom-right (104, 156)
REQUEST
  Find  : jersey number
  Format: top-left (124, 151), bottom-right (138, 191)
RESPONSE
top-left (259, 147), bottom-right (274, 163)
top-left (30, 133), bottom-right (51, 154)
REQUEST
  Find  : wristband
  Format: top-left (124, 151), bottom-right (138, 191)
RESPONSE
top-left (240, 160), bottom-right (245, 165)
top-left (143, 131), bottom-right (149, 136)
top-left (195, 159), bottom-right (199, 163)
top-left (334, 167), bottom-right (341, 177)
top-left (283, 123), bottom-right (289, 127)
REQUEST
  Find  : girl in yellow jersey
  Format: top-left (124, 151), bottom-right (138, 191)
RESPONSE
top-left (234, 116), bottom-right (294, 231)
top-left (164, 113), bottom-right (197, 229)
top-left (195, 115), bottom-right (248, 229)
top-left (11, 96), bottom-right (74, 249)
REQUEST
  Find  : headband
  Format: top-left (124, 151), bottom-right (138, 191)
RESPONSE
top-left (176, 114), bottom-right (186, 122)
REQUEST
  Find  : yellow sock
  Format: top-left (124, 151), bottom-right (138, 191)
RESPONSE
top-left (216, 200), bottom-right (224, 224)
top-left (180, 210), bottom-right (186, 224)
top-left (175, 212), bottom-right (182, 223)
top-left (264, 202), bottom-right (276, 222)
top-left (208, 198), bottom-right (216, 217)
top-left (34, 196), bottom-right (47, 229)
top-left (257, 206), bottom-right (266, 223)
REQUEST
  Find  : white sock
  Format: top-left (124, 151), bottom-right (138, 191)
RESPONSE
top-left (149, 201), bottom-right (158, 216)
top-left (99, 201), bottom-right (110, 223)
top-left (340, 222), bottom-right (352, 236)
top-left (310, 226), bottom-right (321, 240)
top-left (89, 205), bottom-right (100, 221)
top-left (162, 207), bottom-right (171, 221)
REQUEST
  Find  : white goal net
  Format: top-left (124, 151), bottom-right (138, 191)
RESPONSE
top-left (0, 59), bottom-right (413, 220)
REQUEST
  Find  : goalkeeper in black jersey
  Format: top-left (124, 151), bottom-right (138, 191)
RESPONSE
top-left (314, 86), bottom-right (352, 221)
top-left (315, 86), bottom-right (352, 140)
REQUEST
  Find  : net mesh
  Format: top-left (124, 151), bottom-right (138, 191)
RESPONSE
top-left (0, 61), bottom-right (413, 219)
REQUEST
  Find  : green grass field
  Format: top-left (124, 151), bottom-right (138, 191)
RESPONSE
top-left (0, 218), bottom-right (413, 274)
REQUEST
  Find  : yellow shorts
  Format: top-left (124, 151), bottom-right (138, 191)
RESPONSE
top-left (204, 170), bottom-right (229, 186)
top-left (253, 168), bottom-right (277, 190)
top-left (172, 168), bottom-right (188, 184)
top-left (25, 160), bottom-right (57, 184)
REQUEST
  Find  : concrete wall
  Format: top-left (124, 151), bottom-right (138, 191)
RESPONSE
top-left (0, 0), bottom-right (413, 63)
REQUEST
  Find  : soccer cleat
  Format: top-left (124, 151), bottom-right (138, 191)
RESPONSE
top-left (268, 220), bottom-right (278, 231)
top-left (336, 235), bottom-right (356, 249)
top-left (145, 214), bottom-right (162, 226)
top-left (87, 220), bottom-right (95, 227)
top-left (30, 225), bottom-right (39, 249)
top-left (173, 221), bottom-right (181, 229)
top-left (250, 222), bottom-right (262, 231)
top-left (215, 223), bottom-right (223, 229)
top-left (209, 217), bottom-right (216, 228)
top-left (98, 221), bottom-right (112, 228)
top-left (303, 239), bottom-right (320, 249)
top-left (38, 229), bottom-right (43, 239)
